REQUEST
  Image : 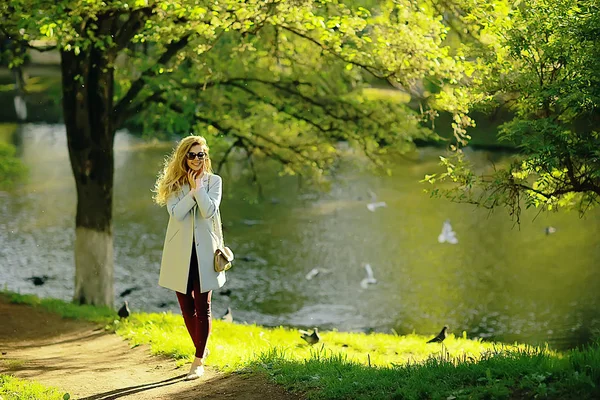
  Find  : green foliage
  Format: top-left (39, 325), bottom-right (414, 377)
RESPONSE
top-left (426, 0), bottom-right (600, 219)
top-left (0, 143), bottom-right (26, 188)
top-left (2, 0), bottom-right (477, 176)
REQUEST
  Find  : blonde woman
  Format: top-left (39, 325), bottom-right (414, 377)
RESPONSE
top-left (154, 135), bottom-right (226, 380)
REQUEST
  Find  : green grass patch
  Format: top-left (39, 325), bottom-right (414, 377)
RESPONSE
top-left (3, 291), bottom-right (600, 399)
top-left (4, 292), bottom-right (116, 324)
top-left (253, 345), bottom-right (600, 399)
top-left (0, 375), bottom-right (69, 400)
top-left (1, 359), bottom-right (26, 371)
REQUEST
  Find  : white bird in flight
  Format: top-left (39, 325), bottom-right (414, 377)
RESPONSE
top-left (305, 268), bottom-right (320, 280)
top-left (438, 219), bottom-right (458, 244)
top-left (360, 263), bottom-right (378, 289)
top-left (366, 201), bottom-right (387, 212)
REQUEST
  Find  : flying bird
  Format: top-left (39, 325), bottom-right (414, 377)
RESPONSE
top-left (545, 226), bottom-right (557, 235)
top-left (299, 328), bottom-right (320, 345)
top-left (117, 301), bottom-right (130, 319)
top-left (119, 286), bottom-right (141, 297)
top-left (427, 325), bottom-right (449, 343)
top-left (221, 307), bottom-right (233, 323)
top-left (26, 275), bottom-right (49, 286)
top-left (366, 201), bottom-right (387, 212)
top-left (438, 220), bottom-right (458, 244)
top-left (305, 268), bottom-right (320, 280)
top-left (360, 263), bottom-right (377, 289)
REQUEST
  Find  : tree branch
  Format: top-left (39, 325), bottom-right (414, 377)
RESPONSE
top-left (113, 7), bottom-right (154, 51)
top-left (279, 25), bottom-right (391, 80)
top-left (113, 34), bottom-right (191, 128)
top-left (216, 138), bottom-right (242, 174)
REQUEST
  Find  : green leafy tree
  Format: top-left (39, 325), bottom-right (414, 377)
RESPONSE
top-left (1, 0), bottom-right (470, 306)
top-left (425, 0), bottom-right (600, 220)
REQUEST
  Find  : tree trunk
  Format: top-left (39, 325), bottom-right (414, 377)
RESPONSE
top-left (61, 48), bottom-right (116, 307)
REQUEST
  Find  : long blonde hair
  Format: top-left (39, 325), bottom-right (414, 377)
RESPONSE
top-left (154, 135), bottom-right (214, 206)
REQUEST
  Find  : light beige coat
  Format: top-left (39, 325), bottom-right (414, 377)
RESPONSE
top-left (158, 173), bottom-right (227, 293)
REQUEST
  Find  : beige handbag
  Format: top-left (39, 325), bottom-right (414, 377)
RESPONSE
top-left (209, 176), bottom-right (234, 272)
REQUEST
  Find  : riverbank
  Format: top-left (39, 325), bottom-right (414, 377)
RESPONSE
top-left (1, 291), bottom-right (600, 399)
top-left (0, 66), bottom-right (511, 150)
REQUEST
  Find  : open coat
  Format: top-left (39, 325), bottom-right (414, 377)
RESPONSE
top-left (158, 173), bottom-right (226, 294)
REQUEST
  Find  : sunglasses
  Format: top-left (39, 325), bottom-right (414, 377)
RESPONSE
top-left (186, 151), bottom-right (207, 160)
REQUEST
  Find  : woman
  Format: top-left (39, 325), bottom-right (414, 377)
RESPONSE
top-left (153, 135), bottom-right (226, 380)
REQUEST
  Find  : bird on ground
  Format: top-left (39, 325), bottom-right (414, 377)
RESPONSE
top-left (26, 275), bottom-right (49, 286)
top-left (427, 325), bottom-right (449, 343)
top-left (299, 328), bottom-right (320, 345)
top-left (360, 263), bottom-right (377, 289)
top-left (117, 301), bottom-right (130, 319)
top-left (545, 226), bottom-right (557, 235)
top-left (438, 220), bottom-right (458, 244)
top-left (221, 307), bottom-right (233, 323)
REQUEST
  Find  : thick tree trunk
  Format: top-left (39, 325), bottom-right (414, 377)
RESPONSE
top-left (61, 48), bottom-right (116, 307)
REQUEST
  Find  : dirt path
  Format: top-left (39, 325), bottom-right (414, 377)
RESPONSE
top-left (0, 299), bottom-right (302, 399)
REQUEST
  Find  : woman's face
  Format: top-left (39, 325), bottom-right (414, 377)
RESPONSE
top-left (185, 144), bottom-right (207, 172)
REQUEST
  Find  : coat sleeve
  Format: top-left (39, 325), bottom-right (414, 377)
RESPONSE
top-left (166, 189), bottom-right (196, 221)
top-left (192, 174), bottom-right (222, 219)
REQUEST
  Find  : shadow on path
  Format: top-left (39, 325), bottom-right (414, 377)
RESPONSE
top-left (79, 374), bottom-right (187, 400)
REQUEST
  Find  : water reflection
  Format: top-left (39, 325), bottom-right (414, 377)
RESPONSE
top-left (1, 123), bottom-right (599, 350)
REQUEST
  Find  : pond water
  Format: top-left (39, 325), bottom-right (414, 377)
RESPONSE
top-left (1, 123), bottom-right (599, 350)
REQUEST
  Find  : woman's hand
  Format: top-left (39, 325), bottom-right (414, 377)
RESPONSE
top-left (194, 171), bottom-right (205, 190)
top-left (187, 169), bottom-right (197, 189)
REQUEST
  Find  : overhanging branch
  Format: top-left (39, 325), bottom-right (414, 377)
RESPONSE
top-left (113, 34), bottom-right (192, 127)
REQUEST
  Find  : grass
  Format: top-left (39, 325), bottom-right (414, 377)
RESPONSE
top-left (255, 346), bottom-right (600, 399)
top-left (1, 359), bottom-right (27, 371)
top-left (0, 375), bottom-right (68, 400)
top-left (2, 291), bottom-right (600, 399)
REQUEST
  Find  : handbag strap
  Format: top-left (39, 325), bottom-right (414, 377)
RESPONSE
top-left (208, 175), bottom-right (225, 249)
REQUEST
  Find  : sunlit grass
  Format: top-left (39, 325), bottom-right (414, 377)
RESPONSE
top-left (3, 291), bottom-right (600, 399)
top-left (0, 76), bottom-right (61, 94)
top-left (0, 375), bottom-right (67, 400)
top-left (1, 359), bottom-right (27, 371)
top-left (5, 292), bottom-right (116, 324)
top-left (253, 344), bottom-right (600, 399)
top-left (112, 310), bottom-right (531, 372)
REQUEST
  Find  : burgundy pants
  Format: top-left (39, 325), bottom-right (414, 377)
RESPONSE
top-left (176, 244), bottom-right (212, 358)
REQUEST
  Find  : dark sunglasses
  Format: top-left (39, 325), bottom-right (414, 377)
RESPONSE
top-left (186, 151), bottom-right (206, 160)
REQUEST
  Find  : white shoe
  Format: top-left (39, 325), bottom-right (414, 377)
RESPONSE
top-left (185, 365), bottom-right (204, 380)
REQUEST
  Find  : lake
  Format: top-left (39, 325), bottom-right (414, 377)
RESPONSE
top-left (1, 123), bottom-right (599, 350)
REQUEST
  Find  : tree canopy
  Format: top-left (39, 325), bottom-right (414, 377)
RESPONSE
top-left (424, 0), bottom-right (600, 220)
top-left (3, 0), bottom-right (475, 172)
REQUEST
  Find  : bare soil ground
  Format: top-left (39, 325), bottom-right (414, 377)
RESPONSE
top-left (0, 299), bottom-right (303, 399)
